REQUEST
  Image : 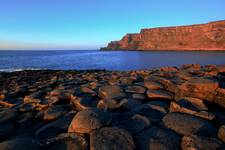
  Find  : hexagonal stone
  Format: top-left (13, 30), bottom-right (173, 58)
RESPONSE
top-left (44, 133), bottom-right (88, 150)
top-left (125, 86), bottom-right (146, 94)
top-left (0, 138), bottom-right (39, 150)
top-left (112, 113), bottom-right (151, 134)
top-left (0, 109), bottom-right (18, 124)
top-left (98, 85), bottom-right (125, 99)
top-left (144, 80), bottom-right (163, 90)
top-left (162, 113), bottom-right (216, 136)
top-left (90, 127), bottom-right (135, 150)
top-left (147, 90), bottom-right (173, 100)
top-left (218, 125), bottom-right (225, 143)
top-left (134, 126), bottom-right (180, 150)
top-left (68, 108), bottom-right (112, 134)
top-left (182, 135), bottom-right (225, 150)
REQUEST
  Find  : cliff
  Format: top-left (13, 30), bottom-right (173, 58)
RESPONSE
top-left (101, 20), bottom-right (225, 51)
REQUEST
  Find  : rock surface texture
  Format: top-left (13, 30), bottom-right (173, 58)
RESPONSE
top-left (0, 64), bottom-right (225, 149)
top-left (102, 20), bottom-right (225, 51)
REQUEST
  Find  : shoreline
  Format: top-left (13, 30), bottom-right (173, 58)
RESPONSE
top-left (0, 64), bottom-right (225, 149)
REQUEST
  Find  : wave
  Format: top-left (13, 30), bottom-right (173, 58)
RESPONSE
top-left (0, 68), bottom-right (46, 72)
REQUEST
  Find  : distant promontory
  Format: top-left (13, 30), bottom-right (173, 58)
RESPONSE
top-left (101, 20), bottom-right (225, 51)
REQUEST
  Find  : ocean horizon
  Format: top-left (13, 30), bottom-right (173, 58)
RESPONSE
top-left (1, 50), bottom-right (225, 72)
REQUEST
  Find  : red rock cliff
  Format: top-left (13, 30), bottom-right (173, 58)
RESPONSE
top-left (101, 20), bottom-right (225, 51)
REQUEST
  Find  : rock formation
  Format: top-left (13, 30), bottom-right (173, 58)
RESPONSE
top-left (102, 20), bottom-right (225, 51)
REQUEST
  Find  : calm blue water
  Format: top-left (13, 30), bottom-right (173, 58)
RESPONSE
top-left (0, 50), bottom-right (225, 71)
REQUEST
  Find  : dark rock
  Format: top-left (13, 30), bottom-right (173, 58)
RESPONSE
top-left (0, 123), bottom-right (15, 140)
top-left (162, 113), bottom-right (216, 136)
top-left (90, 127), bottom-right (135, 150)
top-left (97, 99), bottom-right (128, 110)
top-left (36, 113), bottom-right (74, 141)
top-left (0, 109), bottom-right (18, 124)
top-left (122, 98), bottom-right (143, 110)
top-left (134, 103), bottom-right (167, 123)
top-left (0, 138), bottom-right (39, 150)
top-left (43, 104), bottom-right (72, 121)
top-left (181, 135), bottom-right (225, 150)
top-left (112, 113), bottom-right (151, 134)
top-left (68, 108), bottom-right (112, 134)
top-left (134, 126), bottom-right (180, 150)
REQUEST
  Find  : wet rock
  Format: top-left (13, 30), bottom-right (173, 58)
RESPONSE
top-left (112, 113), bottom-right (151, 134)
top-left (218, 125), bottom-right (225, 143)
top-left (68, 108), bottom-right (112, 134)
top-left (36, 113), bottom-right (74, 141)
top-left (78, 86), bottom-right (96, 96)
top-left (43, 104), bottom-right (72, 121)
top-left (0, 109), bottom-right (18, 124)
top-left (147, 89), bottom-right (174, 100)
top-left (144, 80), bottom-right (163, 90)
top-left (162, 113), bottom-right (216, 136)
top-left (170, 100), bottom-right (215, 120)
top-left (175, 78), bottom-right (219, 101)
top-left (16, 112), bottom-right (34, 124)
top-left (181, 135), bottom-right (225, 150)
top-left (90, 127), bottom-right (135, 150)
top-left (125, 85), bottom-right (146, 94)
top-left (134, 126), bottom-right (180, 150)
top-left (0, 138), bottom-right (39, 150)
top-left (44, 133), bottom-right (88, 150)
top-left (98, 85), bottom-right (126, 99)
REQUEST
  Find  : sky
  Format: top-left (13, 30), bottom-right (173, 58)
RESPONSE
top-left (0, 0), bottom-right (224, 50)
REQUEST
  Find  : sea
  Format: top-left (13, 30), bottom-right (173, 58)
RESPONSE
top-left (0, 50), bottom-right (225, 72)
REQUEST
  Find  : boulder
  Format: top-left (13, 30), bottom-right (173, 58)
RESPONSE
top-left (134, 126), bottom-right (180, 150)
top-left (68, 108), bottom-right (112, 134)
top-left (131, 94), bottom-right (146, 101)
top-left (97, 99), bottom-right (128, 110)
top-left (90, 127), bottom-right (135, 150)
top-left (122, 98), bottom-right (143, 111)
top-left (162, 113), bottom-right (216, 136)
top-left (181, 135), bottom-right (225, 150)
top-left (0, 138), bottom-right (39, 150)
top-left (98, 85), bottom-right (126, 99)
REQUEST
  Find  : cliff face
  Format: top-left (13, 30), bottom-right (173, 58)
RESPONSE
top-left (102, 20), bottom-right (225, 50)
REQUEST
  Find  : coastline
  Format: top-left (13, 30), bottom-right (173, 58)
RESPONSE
top-left (0, 64), bottom-right (225, 149)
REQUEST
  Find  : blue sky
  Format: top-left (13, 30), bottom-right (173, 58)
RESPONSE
top-left (0, 0), bottom-right (224, 50)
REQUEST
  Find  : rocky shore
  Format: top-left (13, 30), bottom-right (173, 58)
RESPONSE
top-left (0, 64), bottom-right (225, 150)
